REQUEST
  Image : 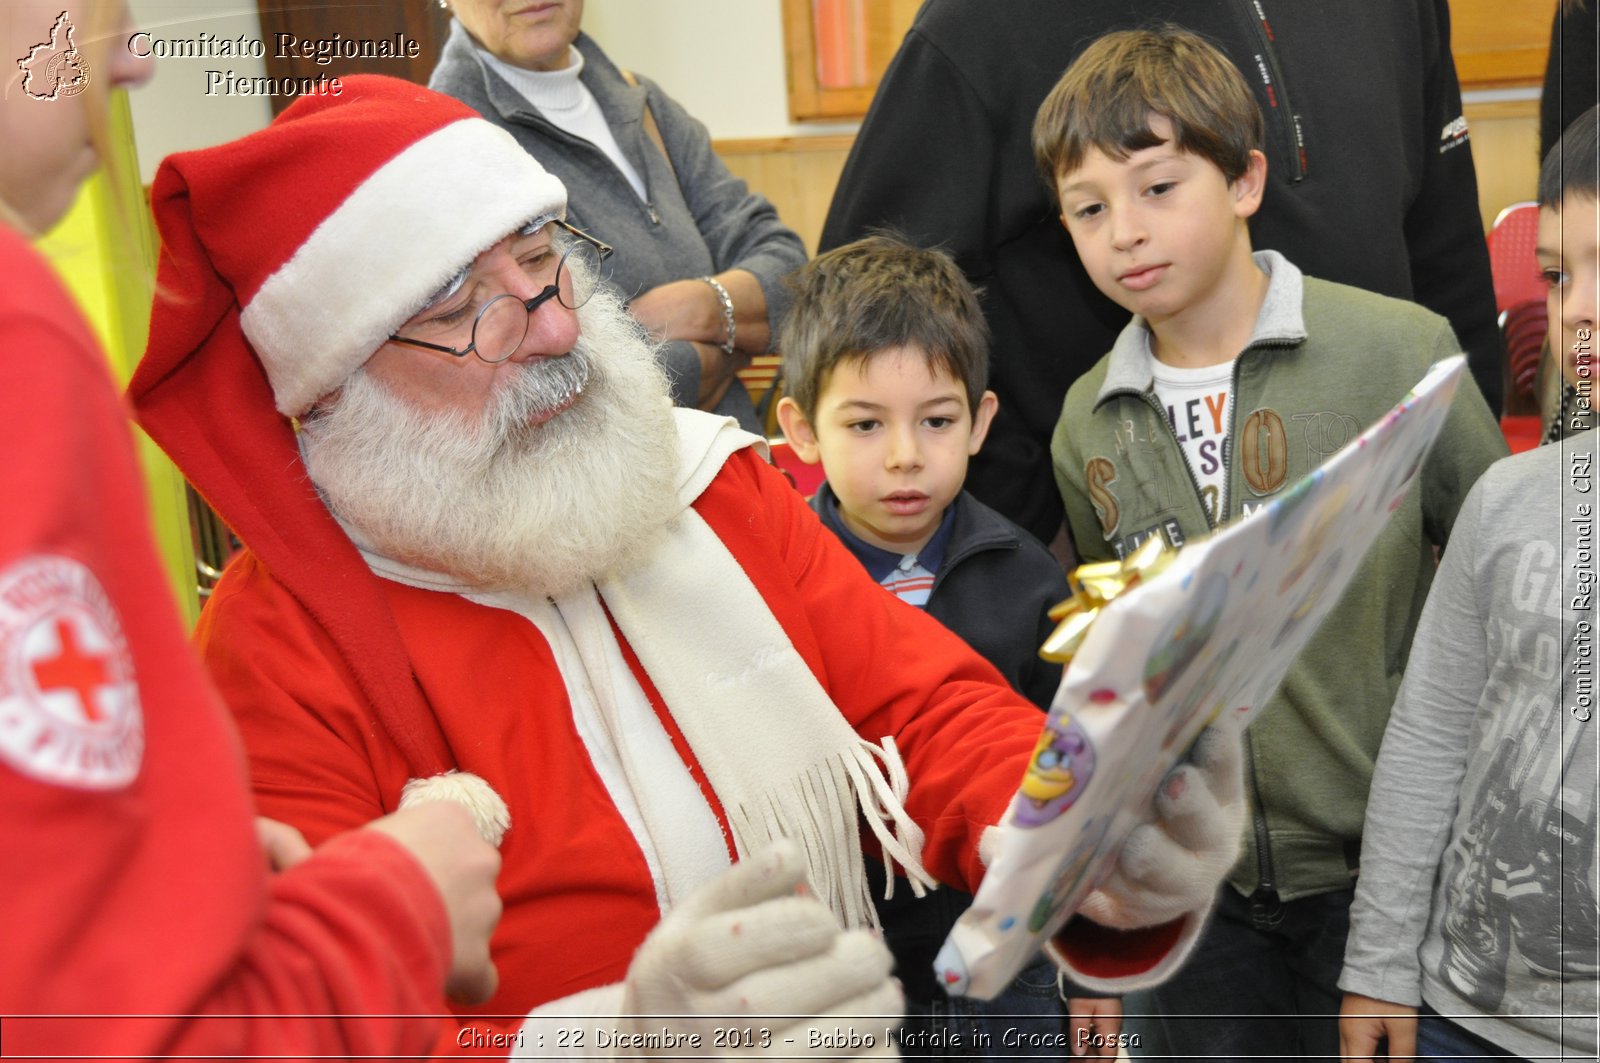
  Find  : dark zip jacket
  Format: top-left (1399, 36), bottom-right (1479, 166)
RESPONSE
top-left (811, 483), bottom-right (1069, 711)
top-left (822, 0), bottom-right (1503, 546)
top-left (812, 483), bottom-right (1069, 999)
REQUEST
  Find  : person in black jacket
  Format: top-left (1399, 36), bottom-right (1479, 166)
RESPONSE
top-left (821, 0), bottom-right (1504, 550)
top-left (775, 236), bottom-right (1121, 1058)
top-left (1541, 0), bottom-right (1599, 160)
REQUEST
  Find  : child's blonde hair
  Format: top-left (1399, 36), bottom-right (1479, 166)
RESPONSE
top-left (1, 4), bottom-right (143, 237)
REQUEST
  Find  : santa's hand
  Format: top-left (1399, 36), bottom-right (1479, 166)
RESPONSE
top-left (620, 840), bottom-right (901, 1058)
top-left (1078, 716), bottom-right (1245, 928)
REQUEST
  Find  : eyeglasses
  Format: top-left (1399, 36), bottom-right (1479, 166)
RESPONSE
top-left (388, 221), bottom-right (613, 364)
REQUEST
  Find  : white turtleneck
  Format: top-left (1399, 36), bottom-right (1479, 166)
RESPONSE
top-left (478, 44), bottom-right (649, 202)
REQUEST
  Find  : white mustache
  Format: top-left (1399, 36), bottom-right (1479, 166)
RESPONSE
top-left (484, 347), bottom-right (595, 441)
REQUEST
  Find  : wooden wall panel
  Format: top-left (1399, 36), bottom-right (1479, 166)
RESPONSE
top-left (1449, 0), bottom-right (1558, 88)
top-left (783, 0), bottom-right (1559, 123)
top-left (255, 0), bottom-right (448, 117)
top-left (782, 0), bottom-right (923, 121)
top-left (1467, 99), bottom-right (1543, 233)
top-left (714, 135), bottom-right (855, 255)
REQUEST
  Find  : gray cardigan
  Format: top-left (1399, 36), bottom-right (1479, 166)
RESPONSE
top-left (430, 23), bottom-right (806, 427)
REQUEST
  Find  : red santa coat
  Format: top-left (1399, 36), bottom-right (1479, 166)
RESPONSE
top-left (0, 228), bottom-right (452, 1057)
top-left (198, 447), bottom-right (1050, 1039)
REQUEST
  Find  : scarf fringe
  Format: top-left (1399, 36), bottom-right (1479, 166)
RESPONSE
top-left (726, 738), bottom-right (938, 931)
top-left (846, 736), bottom-right (938, 904)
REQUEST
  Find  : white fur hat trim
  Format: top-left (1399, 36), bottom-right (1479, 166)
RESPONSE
top-left (240, 119), bottom-right (567, 417)
top-left (399, 769), bottom-right (512, 847)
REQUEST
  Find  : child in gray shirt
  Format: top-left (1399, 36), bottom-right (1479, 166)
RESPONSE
top-left (1339, 108), bottom-right (1600, 1063)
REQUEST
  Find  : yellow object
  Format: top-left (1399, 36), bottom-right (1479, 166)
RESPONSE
top-left (1019, 727), bottom-right (1080, 802)
top-left (1039, 536), bottom-right (1173, 665)
top-left (35, 93), bottom-right (198, 627)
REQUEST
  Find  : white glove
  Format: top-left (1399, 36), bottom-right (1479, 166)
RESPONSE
top-left (620, 840), bottom-right (902, 1059)
top-left (1078, 715), bottom-right (1245, 929)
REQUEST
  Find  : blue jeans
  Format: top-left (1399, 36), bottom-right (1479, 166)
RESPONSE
top-left (895, 956), bottom-right (1065, 1060)
top-left (1416, 1004), bottom-right (1525, 1062)
top-left (1147, 885), bottom-right (1352, 1062)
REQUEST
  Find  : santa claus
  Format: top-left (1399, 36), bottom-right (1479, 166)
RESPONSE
top-left (131, 76), bottom-right (1244, 1058)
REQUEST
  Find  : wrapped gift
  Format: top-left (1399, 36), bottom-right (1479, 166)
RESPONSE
top-left (936, 356), bottom-right (1466, 999)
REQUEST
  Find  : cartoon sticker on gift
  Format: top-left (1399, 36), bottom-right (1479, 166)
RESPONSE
top-left (1012, 718), bottom-right (1096, 826)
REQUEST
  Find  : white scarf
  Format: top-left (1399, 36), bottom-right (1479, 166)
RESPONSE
top-left (367, 409), bottom-right (935, 928)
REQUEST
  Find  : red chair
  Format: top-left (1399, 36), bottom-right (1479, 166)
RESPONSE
top-left (1502, 297), bottom-right (1549, 408)
top-left (1499, 297), bottom-right (1550, 451)
top-left (1500, 414), bottom-right (1544, 454)
top-left (737, 354), bottom-right (784, 437)
top-left (1487, 202), bottom-right (1544, 314)
top-left (768, 439), bottom-right (826, 500)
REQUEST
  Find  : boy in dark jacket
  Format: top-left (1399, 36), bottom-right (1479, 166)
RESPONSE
top-left (776, 236), bottom-right (1119, 1057)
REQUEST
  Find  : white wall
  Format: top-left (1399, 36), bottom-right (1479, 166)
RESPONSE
top-left (126, 1), bottom-right (273, 183)
top-left (124, 0), bottom-right (854, 182)
top-left (582, 0), bottom-right (858, 140)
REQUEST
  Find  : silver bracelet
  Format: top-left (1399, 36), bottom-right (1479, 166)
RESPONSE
top-left (700, 275), bottom-right (736, 354)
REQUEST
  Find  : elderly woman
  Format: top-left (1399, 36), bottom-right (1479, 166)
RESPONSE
top-left (430, 0), bottom-right (805, 432)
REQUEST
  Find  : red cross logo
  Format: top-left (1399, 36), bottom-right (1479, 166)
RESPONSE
top-left (30, 617), bottom-right (111, 723)
top-left (0, 556), bottom-right (143, 789)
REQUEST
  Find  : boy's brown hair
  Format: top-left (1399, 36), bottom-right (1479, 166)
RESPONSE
top-left (1032, 24), bottom-right (1264, 185)
top-left (778, 234), bottom-right (990, 419)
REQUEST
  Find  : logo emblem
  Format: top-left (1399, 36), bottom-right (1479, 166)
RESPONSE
top-left (0, 556), bottom-right (143, 789)
top-left (1239, 407), bottom-right (1289, 495)
top-left (17, 11), bottom-right (91, 102)
top-left (1085, 456), bottom-right (1121, 538)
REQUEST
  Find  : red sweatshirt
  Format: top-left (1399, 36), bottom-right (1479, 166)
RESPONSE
top-left (0, 227), bottom-right (454, 1059)
top-left (198, 446), bottom-right (1051, 1047)
top-left (198, 441), bottom-right (1185, 1053)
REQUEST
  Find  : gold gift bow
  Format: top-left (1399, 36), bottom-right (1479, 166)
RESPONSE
top-left (1038, 537), bottom-right (1174, 665)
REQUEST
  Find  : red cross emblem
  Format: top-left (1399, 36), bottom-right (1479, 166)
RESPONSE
top-left (1, 556), bottom-right (143, 789)
top-left (30, 617), bottom-right (111, 723)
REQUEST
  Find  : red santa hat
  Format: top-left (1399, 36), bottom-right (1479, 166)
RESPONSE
top-left (131, 77), bottom-right (554, 829)
top-left (143, 74), bottom-right (567, 418)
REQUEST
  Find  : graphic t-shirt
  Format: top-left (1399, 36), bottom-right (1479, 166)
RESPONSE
top-left (1149, 354), bottom-right (1235, 526)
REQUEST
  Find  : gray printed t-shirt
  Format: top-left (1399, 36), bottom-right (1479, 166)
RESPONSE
top-left (1341, 431), bottom-right (1598, 1061)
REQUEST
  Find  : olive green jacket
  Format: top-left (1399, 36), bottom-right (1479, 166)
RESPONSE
top-left (1052, 252), bottom-right (1508, 899)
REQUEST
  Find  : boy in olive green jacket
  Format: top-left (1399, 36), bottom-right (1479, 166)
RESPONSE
top-left (1037, 25), bottom-right (1507, 1061)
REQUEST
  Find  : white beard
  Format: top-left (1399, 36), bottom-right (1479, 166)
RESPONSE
top-left (300, 287), bottom-right (681, 597)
